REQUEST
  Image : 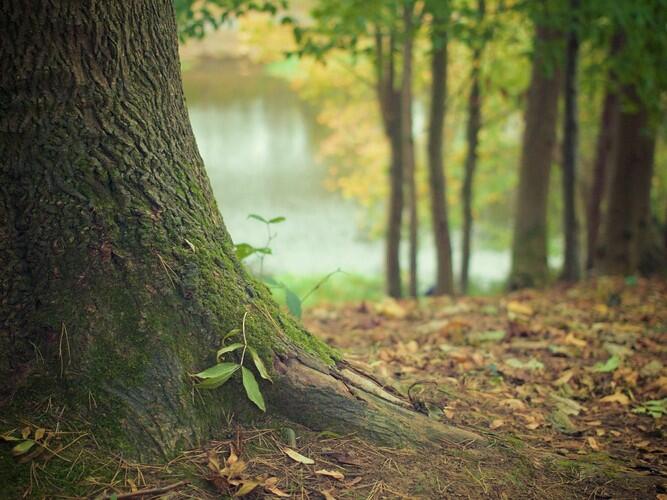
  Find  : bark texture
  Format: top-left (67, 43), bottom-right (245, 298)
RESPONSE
top-left (375, 31), bottom-right (404, 298)
top-left (586, 90), bottom-right (617, 271)
top-left (460, 0), bottom-right (485, 294)
top-left (427, 11), bottom-right (455, 296)
top-left (559, 0), bottom-right (580, 282)
top-left (401, 2), bottom-right (418, 298)
top-left (509, 25), bottom-right (562, 289)
top-left (0, 1), bottom-right (480, 462)
top-left (598, 88), bottom-right (656, 275)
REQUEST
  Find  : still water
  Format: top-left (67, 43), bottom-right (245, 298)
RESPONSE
top-left (182, 59), bottom-right (510, 291)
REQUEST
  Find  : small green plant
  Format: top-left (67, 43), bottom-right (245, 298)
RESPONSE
top-left (264, 269), bottom-right (341, 319)
top-left (193, 312), bottom-right (271, 411)
top-left (234, 213), bottom-right (285, 274)
top-left (632, 398), bottom-right (667, 419)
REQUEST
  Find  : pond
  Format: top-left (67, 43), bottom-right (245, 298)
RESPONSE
top-left (182, 58), bottom-right (512, 293)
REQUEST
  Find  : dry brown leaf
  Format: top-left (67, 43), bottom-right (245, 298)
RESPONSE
top-left (500, 398), bottom-right (526, 410)
top-left (283, 447), bottom-right (315, 465)
top-left (321, 488), bottom-right (337, 500)
top-left (489, 419), bottom-right (505, 429)
top-left (599, 391), bottom-right (630, 405)
top-left (234, 480), bottom-right (259, 497)
top-left (554, 370), bottom-right (575, 386)
top-left (21, 427), bottom-right (30, 439)
top-left (316, 469), bottom-right (345, 480)
top-left (563, 333), bottom-right (587, 348)
top-left (208, 450), bottom-right (221, 473)
top-left (264, 477), bottom-right (290, 498)
top-left (507, 301), bottom-right (534, 317)
top-left (586, 437), bottom-right (600, 451)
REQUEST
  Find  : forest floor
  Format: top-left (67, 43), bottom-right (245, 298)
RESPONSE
top-left (3, 277), bottom-right (666, 498)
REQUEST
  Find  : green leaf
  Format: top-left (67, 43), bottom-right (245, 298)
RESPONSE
top-left (195, 362), bottom-right (239, 390)
top-left (506, 358), bottom-right (544, 371)
top-left (247, 213), bottom-right (268, 224)
top-left (592, 355), bottom-right (620, 373)
top-left (234, 243), bottom-right (271, 261)
top-left (285, 287), bottom-right (302, 319)
top-left (268, 216), bottom-right (286, 224)
top-left (248, 346), bottom-right (272, 381)
top-left (263, 276), bottom-right (281, 287)
top-left (11, 440), bottom-right (36, 456)
top-left (216, 343), bottom-right (244, 361)
top-left (241, 366), bottom-right (266, 411)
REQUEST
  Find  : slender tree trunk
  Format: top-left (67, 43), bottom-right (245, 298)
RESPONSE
top-left (460, 0), bottom-right (485, 294)
top-left (0, 1), bottom-right (479, 462)
top-left (402, 2), bottom-right (418, 297)
top-left (427, 10), bottom-right (454, 296)
top-left (598, 87), bottom-right (657, 275)
top-left (560, 0), bottom-right (581, 281)
top-left (509, 24), bottom-right (562, 289)
top-left (375, 31), bottom-right (404, 298)
top-left (586, 90), bottom-right (618, 270)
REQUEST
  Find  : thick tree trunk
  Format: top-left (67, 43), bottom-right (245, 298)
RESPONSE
top-left (402, 2), bottom-right (418, 298)
top-left (375, 31), bottom-right (404, 298)
top-left (0, 1), bottom-right (479, 461)
top-left (460, 0), bottom-right (485, 295)
top-left (598, 88), bottom-right (657, 275)
top-left (559, 0), bottom-right (581, 282)
top-left (586, 90), bottom-right (618, 270)
top-left (509, 25), bottom-right (562, 289)
top-left (427, 13), bottom-right (455, 296)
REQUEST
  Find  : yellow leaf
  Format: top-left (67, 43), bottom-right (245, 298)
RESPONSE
top-left (321, 488), bottom-right (337, 500)
top-left (264, 477), bottom-right (290, 497)
top-left (34, 428), bottom-right (45, 441)
top-left (586, 437), bottom-right (600, 451)
top-left (315, 469), bottom-right (345, 480)
top-left (489, 419), bottom-right (504, 430)
top-left (507, 301), bottom-right (534, 317)
top-left (21, 427), bottom-right (30, 439)
top-left (563, 333), bottom-right (586, 348)
top-left (600, 391), bottom-right (630, 405)
top-left (554, 370), bottom-right (575, 386)
top-left (208, 450), bottom-right (221, 473)
top-left (234, 480), bottom-right (259, 497)
top-left (283, 447), bottom-right (315, 465)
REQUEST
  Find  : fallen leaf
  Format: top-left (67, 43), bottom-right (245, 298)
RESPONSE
top-left (283, 447), bottom-right (315, 465)
top-left (264, 477), bottom-right (290, 497)
top-left (586, 436), bottom-right (600, 451)
top-left (489, 419), bottom-right (504, 430)
top-left (554, 370), bottom-right (575, 386)
top-left (321, 488), bottom-right (337, 500)
top-left (507, 301), bottom-right (534, 317)
top-left (34, 428), bottom-right (46, 441)
top-left (234, 480), bottom-right (259, 497)
top-left (316, 469), bottom-right (345, 480)
top-left (563, 333), bottom-right (587, 348)
top-left (600, 391), bottom-right (630, 405)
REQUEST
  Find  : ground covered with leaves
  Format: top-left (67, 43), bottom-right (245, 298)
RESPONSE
top-left (2, 277), bottom-right (666, 498)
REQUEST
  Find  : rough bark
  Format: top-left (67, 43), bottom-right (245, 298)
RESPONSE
top-left (402, 2), bottom-right (418, 298)
top-left (460, 0), bottom-right (485, 295)
top-left (586, 90), bottom-right (618, 271)
top-left (375, 31), bottom-right (404, 298)
top-left (509, 24), bottom-right (562, 289)
top-left (559, 0), bottom-right (580, 282)
top-left (427, 11), bottom-right (455, 296)
top-left (0, 0), bottom-right (481, 462)
top-left (598, 88), bottom-right (657, 275)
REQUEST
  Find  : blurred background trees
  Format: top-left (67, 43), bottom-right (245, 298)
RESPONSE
top-left (174, 0), bottom-right (667, 301)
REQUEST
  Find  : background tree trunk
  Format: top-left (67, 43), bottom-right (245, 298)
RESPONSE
top-left (460, 0), bottom-right (485, 294)
top-left (402, 2), bottom-right (418, 298)
top-left (560, 0), bottom-right (581, 282)
top-left (375, 31), bottom-right (404, 298)
top-left (598, 87), bottom-right (656, 275)
top-left (0, 1), bottom-right (477, 461)
top-left (509, 24), bottom-right (562, 289)
top-left (586, 89), bottom-right (618, 271)
top-left (427, 9), bottom-right (455, 296)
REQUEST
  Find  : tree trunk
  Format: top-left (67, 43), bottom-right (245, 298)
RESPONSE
top-left (427, 10), bottom-right (455, 296)
top-left (559, 0), bottom-right (580, 282)
top-left (0, 1), bottom-right (479, 462)
top-left (598, 87), bottom-right (657, 275)
top-left (586, 89), bottom-right (618, 271)
top-left (402, 2), bottom-right (418, 298)
top-left (460, 0), bottom-right (485, 295)
top-left (508, 24), bottom-right (562, 289)
top-left (375, 31), bottom-right (404, 298)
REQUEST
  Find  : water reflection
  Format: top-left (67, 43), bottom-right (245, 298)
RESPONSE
top-left (183, 59), bottom-right (511, 290)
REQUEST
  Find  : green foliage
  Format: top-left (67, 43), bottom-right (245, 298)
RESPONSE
top-left (173, 0), bottom-right (287, 41)
top-left (194, 318), bottom-right (271, 411)
top-left (633, 399), bottom-right (667, 419)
